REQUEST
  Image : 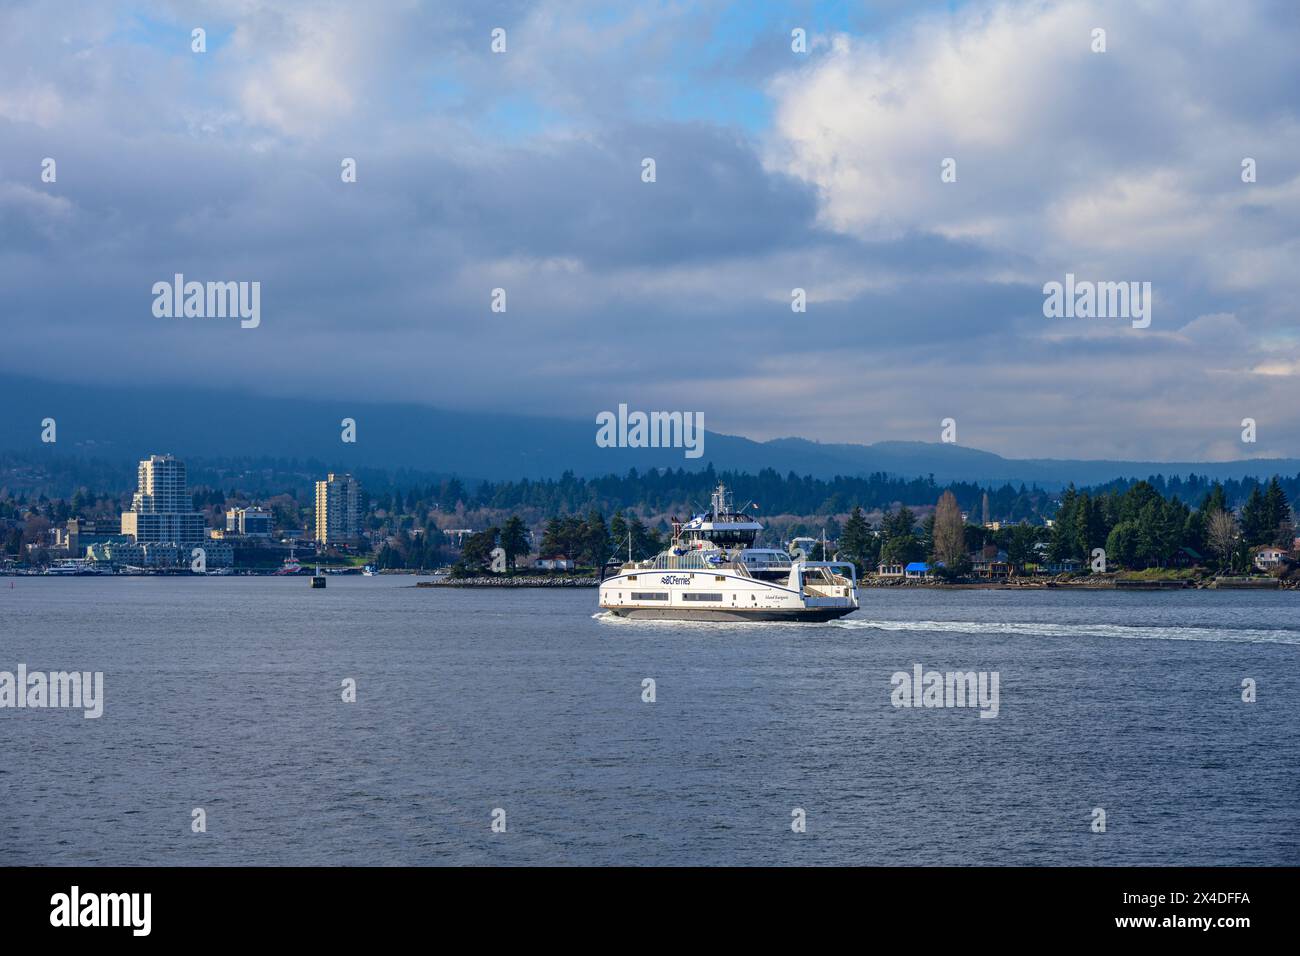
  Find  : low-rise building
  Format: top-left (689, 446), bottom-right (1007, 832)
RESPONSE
top-left (51, 518), bottom-right (122, 556)
top-left (86, 537), bottom-right (145, 568)
top-left (225, 507), bottom-right (273, 538)
top-left (971, 548), bottom-right (1011, 579)
top-left (1254, 546), bottom-right (1287, 571)
top-left (1036, 558), bottom-right (1080, 574)
top-left (534, 555), bottom-right (575, 571)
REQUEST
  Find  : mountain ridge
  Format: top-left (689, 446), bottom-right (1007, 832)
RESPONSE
top-left (1, 373), bottom-right (1295, 488)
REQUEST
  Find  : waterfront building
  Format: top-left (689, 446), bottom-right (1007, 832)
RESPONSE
top-left (225, 506), bottom-right (273, 538)
top-left (59, 518), bottom-right (123, 556)
top-left (113, 453), bottom-right (231, 568)
top-left (86, 537), bottom-right (145, 568)
top-left (120, 454), bottom-right (206, 545)
top-left (1254, 546), bottom-right (1286, 571)
top-left (315, 473), bottom-right (360, 546)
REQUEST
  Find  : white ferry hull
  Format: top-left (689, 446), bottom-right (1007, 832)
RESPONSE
top-left (606, 604), bottom-right (856, 623)
top-left (599, 569), bottom-right (857, 623)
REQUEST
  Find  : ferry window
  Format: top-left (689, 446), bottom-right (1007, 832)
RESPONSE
top-left (631, 592), bottom-right (669, 601)
top-left (715, 576), bottom-right (725, 581)
top-left (627, 575), bottom-right (636, 580)
top-left (682, 593), bottom-right (724, 601)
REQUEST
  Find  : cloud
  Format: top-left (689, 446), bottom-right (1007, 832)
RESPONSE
top-left (768, 0), bottom-right (1300, 295)
top-left (0, 0), bottom-right (1297, 463)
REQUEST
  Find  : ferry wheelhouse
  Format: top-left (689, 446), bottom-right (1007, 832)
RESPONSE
top-left (599, 484), bottom-right (858, 622)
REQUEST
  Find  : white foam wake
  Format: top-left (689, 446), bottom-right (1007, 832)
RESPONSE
top-left (831, 618), bottom-right (1300, 646)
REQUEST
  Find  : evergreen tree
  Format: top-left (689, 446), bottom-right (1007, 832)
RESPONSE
top-left (1199, 482), bottom-right (1228, 516)
top-left (627, 515), bottom-right (661, 559)
top-left (581, 509), bottom-right (611, 567)
top-left (838, 506), bottom-right (875, 573)
top-left (1050, 485), bottom-right (1079, 561)
top-left (1240, 486), bottom-right (1270, 546)
top-left (1263, 477), bottom-right (1291, 546)
top-left (608, 511), bottom-right (629, 559)
top-left (1000, 523), bottom-right (1039, 573)
top-left (880, 506), bottom-right (922, 564)
top-left (453, 527), bottom-right (499, 576)
top-left (500, 515), bottom-right (530, 570)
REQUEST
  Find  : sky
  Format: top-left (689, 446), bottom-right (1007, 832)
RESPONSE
top-left (1, 0), bottom-right (1298, 462)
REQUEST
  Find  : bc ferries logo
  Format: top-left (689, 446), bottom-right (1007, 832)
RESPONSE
top-left (661, 575), bottom-right (691, 585)
top-left (596, 404), bottom-right (703, 459)
top-left (152, 274), bottom-right (261, 329)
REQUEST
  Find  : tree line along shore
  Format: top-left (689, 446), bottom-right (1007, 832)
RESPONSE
top-left (426, 476), bottom-right (1297, 589)
top-left (4, 458), bottom-right (1296, 588)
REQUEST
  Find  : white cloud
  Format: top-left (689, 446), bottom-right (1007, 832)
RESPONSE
top-left (768, 0), bottom-right (1300, 295)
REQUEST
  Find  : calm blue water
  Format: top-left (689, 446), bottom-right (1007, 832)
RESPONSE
top-left (1, 577), bottom-right (1297, 866)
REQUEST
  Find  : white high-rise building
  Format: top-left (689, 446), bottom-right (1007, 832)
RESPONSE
top-left (315, 473), bottom-right (360, 546)
top-left (121, 454), bottom-right (206, 545)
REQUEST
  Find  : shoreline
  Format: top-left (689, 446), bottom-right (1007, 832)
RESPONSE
top-left (4, 571), bottom-right (1291, 591)
top-left (411, 574), bottom-right (1292, 591)
top-left (416, 576), bottom-right (599, 588)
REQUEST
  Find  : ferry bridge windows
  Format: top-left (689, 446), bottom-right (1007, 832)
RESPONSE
top-left (708, 530), bottom-right (757, 547)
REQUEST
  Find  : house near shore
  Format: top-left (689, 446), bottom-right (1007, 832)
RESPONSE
top-left (534, 555), bottom-right (575, 571)
top-left (1169, 546), bottom-right (1204, 568)
top-left (904, 562), bottom-right (932, 580)
top-left (971, 548), bottom-right (1011, 579)
top-left (1035, 558), bottom-right (1080, 574)
top-left (877, 562), bottom-right (904, 578)
top-left (1253, 546), bottom-right (1287, 571)
top-left (1030, 543), bottom-right (1078, 574)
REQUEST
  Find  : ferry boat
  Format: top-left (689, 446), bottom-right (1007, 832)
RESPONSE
top-left (598, 483), bottom-right (858, 622)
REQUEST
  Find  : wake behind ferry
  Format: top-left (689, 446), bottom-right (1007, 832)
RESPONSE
top-left (599, 483), bottom-right (858, 622)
